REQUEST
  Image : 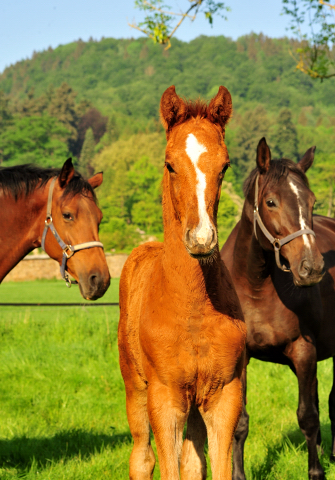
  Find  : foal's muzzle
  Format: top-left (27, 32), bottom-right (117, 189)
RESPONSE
top-left (184, 226), bottom-right (217, 258)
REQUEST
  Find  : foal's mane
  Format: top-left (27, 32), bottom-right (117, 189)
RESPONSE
top-left (0, 164), bottom-right (97, 202)
top-left (243, 158), bottom-right (309, 198)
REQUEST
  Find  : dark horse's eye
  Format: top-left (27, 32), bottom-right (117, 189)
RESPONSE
top-left (165, 162), bottom-right (175, 173)
top-left (266, 200), bottom-right (276, 208)
top-left (62, 213), bottom-right (73, 221)
top-left (221, 164), bottom-right (230, 175)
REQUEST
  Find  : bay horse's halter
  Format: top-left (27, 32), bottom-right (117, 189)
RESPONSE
top-left (253, 174), bottom-right (316, 272)
top-left (41, 177), bottom-right (104, 287)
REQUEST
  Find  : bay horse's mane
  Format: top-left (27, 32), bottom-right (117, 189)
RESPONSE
top-left (0, 164), bottom-right (97, 202)
top-left (243, 158), bottom-right (309, 198)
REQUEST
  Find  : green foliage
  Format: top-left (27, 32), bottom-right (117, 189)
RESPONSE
top-left (282, 0), bottom-right (335, 79)
top-left (132, 0), bottom-right (229, 46)
top-left (272, 108), bottom-right (299, 161)
top-left (78, 127), bottom-right (95, 176)
top-left (0, 115), bottom-right (70, 167)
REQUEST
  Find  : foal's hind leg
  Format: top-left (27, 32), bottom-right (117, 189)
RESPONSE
top-left (147, 383), bottom-right (188, 480)
top-left (329, 356), bottom-right (335, 461)
top-left (288, 337), bottom-right (324, 480)
top-left (180, 405), bottom-right (207, 480)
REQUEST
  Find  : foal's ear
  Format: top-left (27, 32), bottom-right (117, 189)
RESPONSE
top-left (297, 146), bottom-right (316, 173)
top-left (256, 138), bottom-right (271, 174)
top-left (160, 85), bottom-right (187, 134)
top-left (59, 158), bottom-right (75, 188)
top-left (88, 172), bottom-right (103, 189)
top-left (207, 86), bottom-right (233, 131)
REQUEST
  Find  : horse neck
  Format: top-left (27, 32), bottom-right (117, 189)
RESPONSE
top-left (233, 194), bottom-right (270, 289)
top-left (0, 185), bottom-right (48, 281)
top-left (161, 177), bottom-right (222, 303)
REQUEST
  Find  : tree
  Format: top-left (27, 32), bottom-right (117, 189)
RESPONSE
top-left (73, 108), bottom-right (108, 157)
top-left (130, 0), bottom-right (229, 46)
top-left (231, 106), bottom-right (270, 182)
top-left (282, 0), bottom-right (335, 80)
top-left (78, 127), bottom-right (95, 177)
top-left (272, 108), bottom-right (299, 160)
top-left (0, 90), bottom-right (12, 128)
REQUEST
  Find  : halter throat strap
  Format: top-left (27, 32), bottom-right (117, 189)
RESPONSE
top-left (41, 177), bottom-right (104, 286)
top-left (253, 174), bottom-right (316, 272)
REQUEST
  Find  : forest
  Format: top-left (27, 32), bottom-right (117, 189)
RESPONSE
top-left (0, 34), bottom-right (335, 251)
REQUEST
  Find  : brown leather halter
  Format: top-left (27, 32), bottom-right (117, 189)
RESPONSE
top-left (41, 177), bottom-right (104, 287)
top-left (253, 174), bottom-right (316, 272)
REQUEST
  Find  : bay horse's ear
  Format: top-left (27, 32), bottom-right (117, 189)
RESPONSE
top-left (160, 85), bottom-right (187, 134)
top-left (59, 158), bottom-right (75, 188)
top-left (256, 137), bottom-right (271, 174)
top-left (207, 86), bottom-right (233, 131)
top-left (297, 146), bottom-right (316, 173)
top-left (88, 172), bottom-right (103, 189)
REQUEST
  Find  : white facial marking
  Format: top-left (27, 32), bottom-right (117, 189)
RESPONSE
top-left (289, 180), bottom-right (313, 248)
top-left (185, 133), bottom-right (212, 245)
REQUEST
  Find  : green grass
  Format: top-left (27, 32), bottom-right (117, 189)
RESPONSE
top-left (0, 280), bottom-right (334, 478)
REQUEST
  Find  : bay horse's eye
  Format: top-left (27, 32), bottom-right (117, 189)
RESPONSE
top-left (221, 164), bottom-right (230, 176)
top-left (165, 162), bottom-right (175, 173)
top-left (266, 200), bottom-right (276, 208)
top-left (62, 213), bottom-right (73, 221)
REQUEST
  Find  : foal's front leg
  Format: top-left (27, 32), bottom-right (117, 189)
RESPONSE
top-left (232, 366), bottom-right (249, 480)
top-left (180, 405), bottom-right (207, 480)
top-left (147, 383), bottom-right (188, 480)
top-left (200, 376), bottom-right (243, 480)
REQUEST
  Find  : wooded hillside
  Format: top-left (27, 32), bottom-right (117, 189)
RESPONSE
top-left (1, 34), bottom-right (335, 251)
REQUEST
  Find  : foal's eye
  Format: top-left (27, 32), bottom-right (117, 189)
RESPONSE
top-left (221, 163), bottom-right (230, 175)
top-left (266, 200), bottom-right (276, 208)
top-left (62, 213), bottom-right (73, 221)
top-left (165, 162), bottom-right (175, 173)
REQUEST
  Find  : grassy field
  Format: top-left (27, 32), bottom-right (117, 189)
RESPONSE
top-left (0, 280), bottom-right (334, 479)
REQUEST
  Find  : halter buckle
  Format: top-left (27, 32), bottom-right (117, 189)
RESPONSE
top-left (273, 239), bottom-right (281, 251)
top-left (45, 215), bottom-right (52, 226)
top-left (63, 245), bottom-right (74, 259)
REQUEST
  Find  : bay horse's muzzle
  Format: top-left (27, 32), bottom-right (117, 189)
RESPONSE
top-left (295, 256), bottom-right (325, 287)
top-left (79, 270), bottom-right (110, 300)
top-left (184, 226), bottom-right (217, 258)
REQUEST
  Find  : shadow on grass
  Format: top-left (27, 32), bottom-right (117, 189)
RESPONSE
top-left (0, 429), bottom-right (132, 472)
top-left (249, 423), bottom-right (332, 479)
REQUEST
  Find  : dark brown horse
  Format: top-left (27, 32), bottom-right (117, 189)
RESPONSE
top-left (0, 158), bottom-right (110, 300)
top-left (118, 86), bottom-right (246, 480)
top-left (220, 138), bottom-right (335, 480)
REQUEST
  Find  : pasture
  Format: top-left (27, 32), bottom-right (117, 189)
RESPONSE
top-left (0, 280), bottom-right (334, 479)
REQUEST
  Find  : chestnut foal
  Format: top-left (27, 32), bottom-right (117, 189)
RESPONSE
top-left (118, 86), bottom-right (246, 480)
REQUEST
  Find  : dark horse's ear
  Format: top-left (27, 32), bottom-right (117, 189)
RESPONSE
top-left (88, 172), bottom-right (103, 189)
top-left (160, 85), bottom-right (187, 135)
top-left (297, 146), bottom-right (316, 173)
top-left (207, 86), bottom-right (233, 131)
top-left (256, 137), bottom-right (271, 174)
top-left (59, 158), bottom-right (75, 188)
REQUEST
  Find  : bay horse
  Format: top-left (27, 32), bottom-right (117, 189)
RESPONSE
top-left (0, 158), bottom-right (110, 300)
top-left (219, 138), bottom-right (335, 480)
top-left (118, 85), bottom-right (246, 480)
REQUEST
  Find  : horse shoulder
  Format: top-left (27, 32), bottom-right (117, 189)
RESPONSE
top-left (118, 241), bottom-right (163, 382)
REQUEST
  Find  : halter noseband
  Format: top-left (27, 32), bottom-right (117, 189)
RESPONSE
top-left (41, 177), bottom-right (104, 287)
top-left (253, 174), bottom-right (316, 272)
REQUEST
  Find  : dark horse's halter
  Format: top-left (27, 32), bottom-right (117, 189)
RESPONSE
top-left (253, 174), bottom-right (316, 272)
top-left (41, 177), bottom-right (104, 287)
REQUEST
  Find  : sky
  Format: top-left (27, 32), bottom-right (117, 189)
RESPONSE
top-left (0, 0), bottom-right (291, 73)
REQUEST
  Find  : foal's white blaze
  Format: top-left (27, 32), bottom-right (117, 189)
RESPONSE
top-left (289, 180), bottom-right (313, 248)
top-left (185, 133), bottom-right (213, 245)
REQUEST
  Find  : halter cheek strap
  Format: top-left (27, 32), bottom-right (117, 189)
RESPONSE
top-left (253, 174), bottom-right (316, 272)
top-left (41, 177), bottom-right (104, 287)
